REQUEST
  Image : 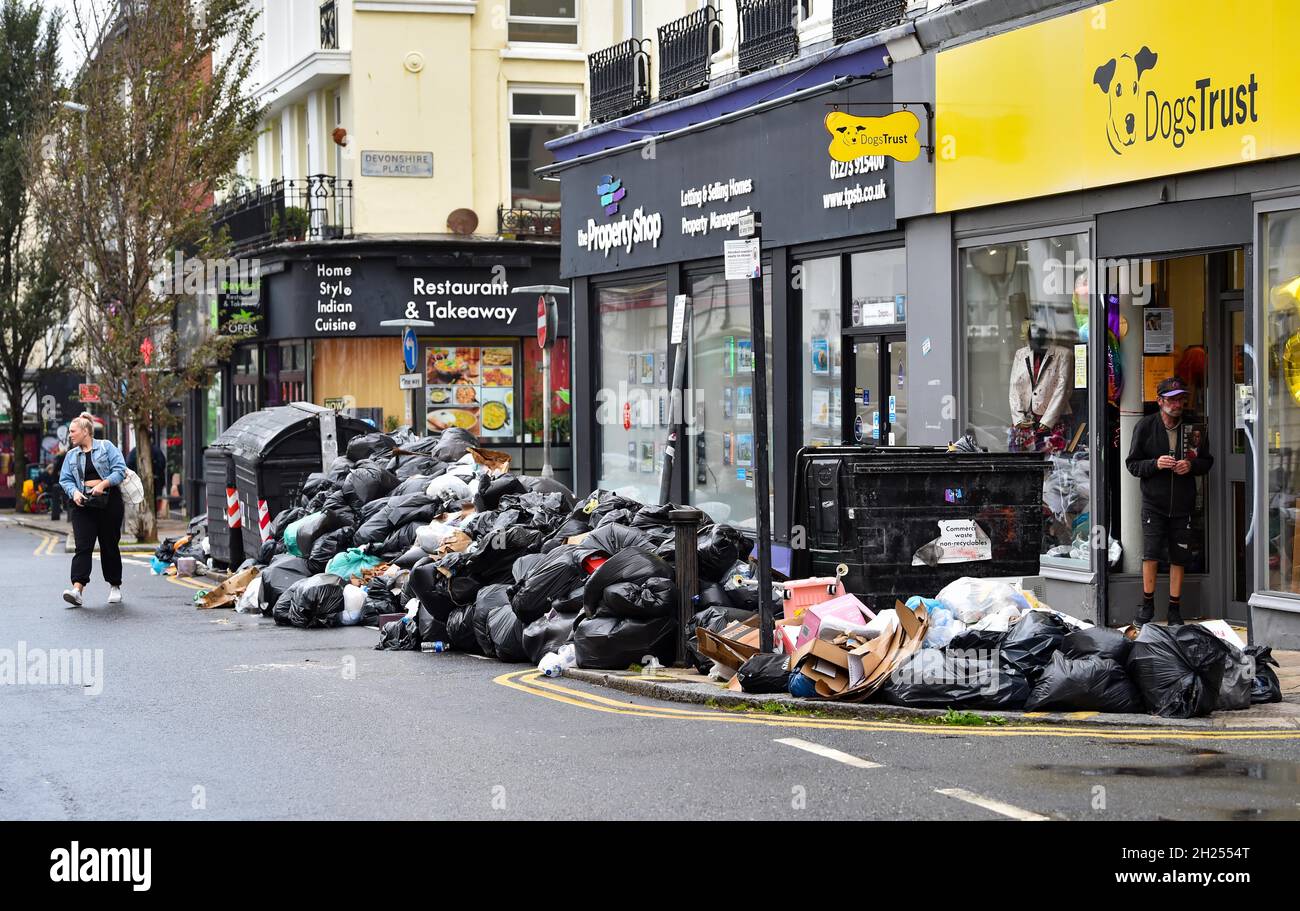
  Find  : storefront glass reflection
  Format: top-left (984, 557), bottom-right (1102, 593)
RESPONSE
top-left (802, 257), bottom-right (841, 447)
top-left (962, 234), bottom-right (1092, 567)
top-left (1264, 208), bottom-right (1300, 594)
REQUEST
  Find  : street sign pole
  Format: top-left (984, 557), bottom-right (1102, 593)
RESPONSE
top-left (743, 212), bottom-right (776, 653)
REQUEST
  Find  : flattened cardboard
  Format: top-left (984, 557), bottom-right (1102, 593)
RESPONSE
top-left (835, 600), bottom-right (929, 701)
top-left (695, 616), bottom-right (761, 671)
top-left (790, 638), bottom-right (852, 696)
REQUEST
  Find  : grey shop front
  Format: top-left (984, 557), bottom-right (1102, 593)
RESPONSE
top-left (553, 77), bottom-right (922, 563)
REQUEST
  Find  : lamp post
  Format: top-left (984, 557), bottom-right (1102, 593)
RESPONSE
top-left (511, 284), bottom-right (568, 479)
top-left (379, 318), bottom-right (436, 431)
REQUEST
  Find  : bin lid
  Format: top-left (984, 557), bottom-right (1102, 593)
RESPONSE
top-left (214, 406), bottom-right (370, 462)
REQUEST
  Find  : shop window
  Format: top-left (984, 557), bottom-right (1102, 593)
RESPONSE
top-left (961, 234), bottom-right (1092, 567)
top-left (595, 278), bottom-right (668, 503)
top-left (801, 256), bottom-right (842, 447)
top-left (424, 342), bottom-right (521, 441)
top-left (523, 338), bottom-right (571, 443)
top-left (688, 270), bottom-right (772, 530)
top-left (1264, 208), bottom-right (1300, 594)
top-left (232, 344), bottom-right (259, 420)
top-left (509, 89), bottom-right (580, 206)
top-left (508, 0), bottom-right (578, 44)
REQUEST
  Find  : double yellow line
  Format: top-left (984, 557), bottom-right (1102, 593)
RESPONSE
top-left (32, 532), bottom-right (61, 557)
top-left (496, 670), bottom-right (1300, 742)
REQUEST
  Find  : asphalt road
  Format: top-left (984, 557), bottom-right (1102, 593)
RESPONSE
top-left (2, 519), bottom-right (1299, 822)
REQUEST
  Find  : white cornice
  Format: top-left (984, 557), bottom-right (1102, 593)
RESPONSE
top-left (256, 50), bottom-right (352, 112)
top-left (354, 0), bottom-right (477, 12)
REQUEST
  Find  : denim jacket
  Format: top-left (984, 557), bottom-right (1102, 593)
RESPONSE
top-left (60, 440), bottom-right (127, 499)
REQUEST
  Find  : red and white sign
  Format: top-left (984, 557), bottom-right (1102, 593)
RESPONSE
top-left (537, 296), bottom-right (548, 349)
top-left (257, 499), bottom-right (272, 544)
top-left (78, 384), bottom-right (101, 404)
top-left (226, 488), bottom-right (242, 529)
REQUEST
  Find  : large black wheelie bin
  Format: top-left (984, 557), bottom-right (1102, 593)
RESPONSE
top-left (215, 404), bottom-right (372, 559)
top-left (791, 446), bottom-right (1050, 614)
top-left (204, 439), bottom-right (242, 569)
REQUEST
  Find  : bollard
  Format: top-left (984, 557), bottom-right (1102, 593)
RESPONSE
top-left (669, 507), bottom-right (706, 668)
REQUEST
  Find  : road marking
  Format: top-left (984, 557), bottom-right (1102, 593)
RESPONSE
top-left (495, 671), bottom-right (1300, 741)
top-left (775, 737), bottom-right (882, 768)
top-left (934, 788), bottom-right (1050, 821)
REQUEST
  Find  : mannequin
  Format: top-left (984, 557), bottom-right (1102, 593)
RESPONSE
top-left (1009, 324), bottom-right (1074, 453)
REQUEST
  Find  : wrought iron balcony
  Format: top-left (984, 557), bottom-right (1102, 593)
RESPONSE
top-left (211, 175), bottom-right (354, 254)
top-left (657, 6), bottom-right (722, 102)
top-left (320, 0), bottom-right (338, 50)
top-left (833, 0), bottom-right (907, 45)
top-left (738, 0), bottom-right (806, 75)
top-left (498, 204), bottom-right (561, 240)
top-left (588, 38), bottom-right (651, 124)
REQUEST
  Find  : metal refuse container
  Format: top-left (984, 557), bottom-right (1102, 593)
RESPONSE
top-left (791, 446), bottom-right (1050, 614)
top-left (204, 443), bottom-right (242, 569)
top-left (222, 404), bottom-right (373, 558)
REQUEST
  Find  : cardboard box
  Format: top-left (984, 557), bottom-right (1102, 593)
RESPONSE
top-left (796, 594), bottom-right (871, 650)
top-left (836, 600), bottom-right (929, 701)
top-left (777, 617), bottom-right (802, 656)
top-left (790, 638), bottom-right (853, 696)
top-left (696, 616), bottom-right (762, 671)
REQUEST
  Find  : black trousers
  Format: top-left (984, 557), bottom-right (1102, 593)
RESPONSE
top-left (70, 491), bottom-right (125, 587)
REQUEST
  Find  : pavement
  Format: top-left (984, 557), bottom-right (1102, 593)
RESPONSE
top-left (6, 512), bottom-right (195, 553)
top-left (2, 519), bottom-right (1299, 821)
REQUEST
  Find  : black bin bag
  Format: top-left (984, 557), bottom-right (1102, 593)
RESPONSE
top-left (522, 610), bottom-right (579, 664)
top-left (573, 615), bottom-right (676, 670)
top-left (1127, 623), bottom-right (1230, 718)
top-left (738, 654), bottom-right (790, 694)
top-left (878, 648), bottom-right (1031, 710)
top-left (1025, 653), bottom-right (1144, 713)
top-left (273, 573), bottom-right (347, 629)
top-left (1061, 626), bottom-right (1132, 664)
top-left (510, 546), bottom-right (588, 624)
top-left (471, 584), bottom-right (512, 658)
top-left (487, 601), bottom-right (528, 663)
top-left (375, 617), bottom-right (421, 651)
top-left (1002, 611), bottom-right (1069, 676)
top-left (444, 607), bottom-right (483, 654)
top-left (1247, 646), bottom-right (1283, 704)
top-left (260, 555), bottom-right (312, 611)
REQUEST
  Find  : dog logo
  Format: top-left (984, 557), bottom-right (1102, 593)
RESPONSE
top-left (824, 110), bottom-right (921, 163)
top-left (596, 174), bottom-right (626, 216)
top-left (1093, 46), bottom-right (1158, 154)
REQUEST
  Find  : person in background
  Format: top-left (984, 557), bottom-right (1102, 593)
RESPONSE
top-left (58, 414), bottom-right (127, 608)
top-left (43, 448), bottom-right (66, 520)
top-left (126, 439), bottom-right (167, 506)
top-left (1124, 377), bottom-right (1213, 627)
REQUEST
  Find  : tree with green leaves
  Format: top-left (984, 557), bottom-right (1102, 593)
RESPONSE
top-left (29, 0), bottom-right (264, 539)
top-left (0, 0), bottom-right (73, 506)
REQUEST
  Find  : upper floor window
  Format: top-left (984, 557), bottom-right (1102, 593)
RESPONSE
top-left (508, 0), bottom-right (579, 44)
top-left (509, 88), bottom-right (580, 205)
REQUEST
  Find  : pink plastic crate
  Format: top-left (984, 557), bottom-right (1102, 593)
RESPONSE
top-left (777, 576), bottom-right (846, 620)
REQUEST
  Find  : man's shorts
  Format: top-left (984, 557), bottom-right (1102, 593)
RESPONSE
top-left (1141, 510), bottom-right (1194, 566)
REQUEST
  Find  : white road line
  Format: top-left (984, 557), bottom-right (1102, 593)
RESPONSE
top-left (775, 737), bottom-right (882, 769)
top-left (934, 788), bottom-right (1050, 821)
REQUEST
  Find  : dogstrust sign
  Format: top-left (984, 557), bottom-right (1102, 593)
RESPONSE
top-left (933, 0), bottom-right (1300, 212)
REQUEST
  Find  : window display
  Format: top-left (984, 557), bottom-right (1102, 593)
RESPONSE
top-left (1264, 208), bottom-right (1300, 594)
top-left (802, 257), bottom-right (841, 447)
top-left (424, 344), bottom-right (518, 439)
top-left (688, 270), bottom-right (772, 530)
top-left (962, 234), bottom-right (1092, 567)
top-left (595, 279), bottom-right (668, 503)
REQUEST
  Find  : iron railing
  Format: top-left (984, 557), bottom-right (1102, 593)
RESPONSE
top-left (738, 0), bottom-right (807, 74)
top-left (320, 0), bottom-right (338, 50)
top-left (588, 38), bottom-right (651, 124)
top-left (657, 6), bottom-right (723, 102)
top-left (832, 0), bottom-right (907, 45)
top-left (498, 205), bottom-right (562, 239)
top-left (212, 175), bottom-right (353, 253)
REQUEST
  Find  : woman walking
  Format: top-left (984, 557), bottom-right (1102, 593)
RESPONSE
top-left (58, 414), bottom-right (127, 608)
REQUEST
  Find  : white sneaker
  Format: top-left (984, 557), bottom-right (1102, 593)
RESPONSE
top-left (107, 587), bottom-right (123, 605)
top-left (62, 589), bottom-right (83, 609)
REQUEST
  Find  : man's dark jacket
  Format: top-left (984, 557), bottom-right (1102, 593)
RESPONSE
top-left (1125, 411), bottom-right (1213, 517)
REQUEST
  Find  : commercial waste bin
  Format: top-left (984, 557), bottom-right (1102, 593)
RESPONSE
top-left (791, 446), bottom-right (1049, 613)
top-left (204, 442), bottom-right (242, 569)
top-left (220, 404), bottom-right (372, 558)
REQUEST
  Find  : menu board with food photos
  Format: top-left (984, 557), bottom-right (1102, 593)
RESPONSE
top-left (425, 344), bottom-right (516, 438)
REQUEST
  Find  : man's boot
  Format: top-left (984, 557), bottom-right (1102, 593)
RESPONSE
top-left (1135, 597), bottom-right (1155, 627)
top-left (1167, 597), bottom-right (1184, 626)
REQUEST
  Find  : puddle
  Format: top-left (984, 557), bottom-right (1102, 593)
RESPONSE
top-left (1026, 756), bottom-right (1300, 783)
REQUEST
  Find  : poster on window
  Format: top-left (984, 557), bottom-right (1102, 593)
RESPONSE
top-left (811, 337), bottom-right (830, 376)
top-left (811, 388), bottom-right (831, 427)
top-left (1143, 308), bottom-right (1174, 354)
top-left (424, 345), bottom-right (516, 436)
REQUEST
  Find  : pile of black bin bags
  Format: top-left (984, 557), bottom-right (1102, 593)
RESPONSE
top-left (878, 612), bottom-right (1279, 718)
top-left (241, 427), bottom-right (760, 670)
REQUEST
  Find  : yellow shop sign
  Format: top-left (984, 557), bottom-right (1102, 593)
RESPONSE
top-left (825, 110), bottom-right (922, 163)
top-left (935, 0), bottom-right (1300, 212)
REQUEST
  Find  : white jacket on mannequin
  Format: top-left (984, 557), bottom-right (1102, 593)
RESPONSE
top-left (1009, 345), bottom-right (1073, 429)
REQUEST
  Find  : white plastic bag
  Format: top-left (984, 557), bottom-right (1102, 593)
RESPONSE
top-left (235, 576), bottom-right (263, 614)
top-left (969, 604), bottom-right (1022, 633)
top-left (416, 521), bottom-right (455, 554)
top-left (426, 474), bottom-right (472, 501)
top-left (936, 577), bottom-right (1031, 626)
top-left (339, 584), bottom-right (367, 626)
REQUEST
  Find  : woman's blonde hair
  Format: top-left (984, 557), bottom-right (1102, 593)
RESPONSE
top-left (71, 413), bottom-right (96, 437)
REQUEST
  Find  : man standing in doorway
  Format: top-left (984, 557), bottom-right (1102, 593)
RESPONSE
top-left (1125, 377), bottom-right (1213, 626)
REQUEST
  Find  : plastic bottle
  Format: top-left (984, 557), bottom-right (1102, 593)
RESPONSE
top-left (421, 641), bottom-right (450, 653)
top-left (539, 652), bottom-right (565, 677)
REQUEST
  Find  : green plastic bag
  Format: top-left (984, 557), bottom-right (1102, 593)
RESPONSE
top-left (326, 547), bottom-right (380, 581)
top-left (283, 514), bottom-right (313, 557)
